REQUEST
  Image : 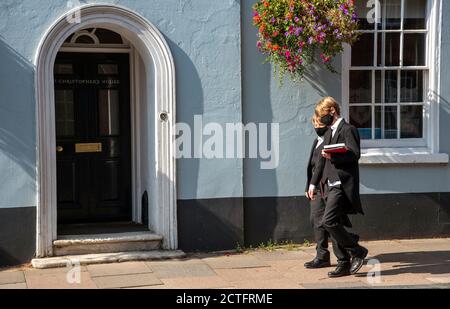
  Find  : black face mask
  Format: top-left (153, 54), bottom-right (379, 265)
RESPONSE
top-left (315, 127), bottom-right (328, 137)
top-left (320, 114), bottom-right (334, 127)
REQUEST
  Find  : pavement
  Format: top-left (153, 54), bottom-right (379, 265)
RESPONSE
top-left (1, 238), bottom-right (449, 289)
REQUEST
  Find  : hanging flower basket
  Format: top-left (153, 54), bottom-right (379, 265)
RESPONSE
top-left (253, 0), bottom-right (359, 82)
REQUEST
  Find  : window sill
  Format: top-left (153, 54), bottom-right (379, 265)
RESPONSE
top-left (360, 148), bottom-right (449, 165)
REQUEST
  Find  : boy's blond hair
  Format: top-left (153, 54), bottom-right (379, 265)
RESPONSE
top-left (311, 113), bottom-right (324, 128)
top-left (315, 96), bottom-right (341, 118)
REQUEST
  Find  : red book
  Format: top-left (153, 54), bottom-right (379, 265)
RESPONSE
top-left (323, 143), bottom-right (348, 153)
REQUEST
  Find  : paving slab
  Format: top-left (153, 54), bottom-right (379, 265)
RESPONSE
top-left (148, 261), bottom-right (216, 279)
top-left (87, 261), bottom-right (152, 277)
top-left (249, 249), bottom-right (313, 261)
top-left (202, 254), bottom-right (269, 269)
top-left (231, 278), bottom-right (303, 289)
top-left (426, 275), bottom-right (450, 284)
top-left (25, 271), bottom-right (97, 289)
top-left (302, 282), bottom-right (370, 289)
top-left (214, 267), bottom-right (284, 282)
top-left (0, 271), bottom-right (25, 285)
top-left (161, 276), bottom-right (233, 289)
top-left (92, 273), bottom-right (162, 289)
top-left (0, 283), bottom-right (28, 289)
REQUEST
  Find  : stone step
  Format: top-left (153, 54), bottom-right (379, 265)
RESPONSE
top-left (31, 250), bottom-right (186, 269)
top-left (53, 232), bottom-right (163, 256)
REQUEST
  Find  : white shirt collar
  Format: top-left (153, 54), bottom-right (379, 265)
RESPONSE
top-left (331, 117), bottom-right (344, 132)
top-left (315, 136), bottom-right (324, 148)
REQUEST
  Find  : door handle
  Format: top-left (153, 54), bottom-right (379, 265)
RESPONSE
top-left (56, 146), bottom-right (64, 153)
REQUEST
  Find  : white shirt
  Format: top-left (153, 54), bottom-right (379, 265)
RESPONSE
top-left (331, 117), bottom-right (344, 138)
top-left (315, 136), bottom-right (324, 149)
top-left (328, 117), bottom-right (343, 187)
top-left (308, 118), bottom-right (343, 192)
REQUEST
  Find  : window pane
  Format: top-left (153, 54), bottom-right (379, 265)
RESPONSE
top-left (75, 35), bottom-right (95, 44)
top-left (98, 64), bottom-right (119, 75)
top-left (385, 33), bottom-right (400, 66)
top-left (375, 71), bottom-right (381, 103)
top-left (99, 90), bottom-right (120, 136)
top-left (403, 33), bottom-right (426, 66)
top-left (375, 106), bottom-right (398, 139)
top-left (385, 70), bottom-right (398, 103)
top-left (95, 28), bottom-right (123, 44)
top-left (401, 105), bottom-right (423, 138)
top-left (55, 90), bottom-right (75, 137)
top-left (380, 0), bottom-right (401, 30)
top-left (404, 0), bottom-right (427, 30)
top-left (350, 106), bottom-right (372, 140)
top-left (350, 71), bottom-right (372, 104)
top-left (355, 0), bottom-right (375, 30)
top-left (351, 34), bottom-right (374, 66)
top-left (377, 33), bottom-right (382, 66)
top-left (401, 70), bottom-right (424, 102)
top-left (54, 63), bottom-right (73, 75)
top-left (376, 71), bottom-right (398, 103)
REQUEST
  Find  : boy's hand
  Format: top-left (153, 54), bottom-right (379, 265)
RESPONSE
top-left (321, 150), bottom-right (332, 160)
top-left (307, 187), bottom-right (316, 201)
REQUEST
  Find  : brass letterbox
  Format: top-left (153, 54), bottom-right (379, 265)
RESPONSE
top-left (75, 143), bottom-right (102, 153)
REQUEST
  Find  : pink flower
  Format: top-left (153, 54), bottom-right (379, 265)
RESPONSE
top-left (320, 54), bottom-right (331, 63)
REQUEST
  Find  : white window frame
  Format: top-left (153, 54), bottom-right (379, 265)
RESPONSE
top-left (342, 0), bottom-right (448, 164)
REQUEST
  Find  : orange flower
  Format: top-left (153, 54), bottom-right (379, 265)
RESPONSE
top-left (263, 1), bottom-right (270, 8)
top-left (253, 15), bottom-right (261, 24)
top-left (266, 42), bottom-right (272, 49)
top-left (286, 12), bottom-right (293, 20)
top-left (272, 44), bottom-right (280, 51)
top-left (259, 24), bottom-right (266, 33)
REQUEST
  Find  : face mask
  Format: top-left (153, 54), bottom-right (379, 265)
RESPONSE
top-left (315, 127), bottom-right (328, 137)
top-left (320, 114), bottom-right (334, 126)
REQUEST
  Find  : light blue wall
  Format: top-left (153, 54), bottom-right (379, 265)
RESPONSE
top-left (242, 0), bottom-right (450, 197)
top-left (1, 0), bottom-right (450, 208)
top-left (0, 0), bottom-right (242, 205)
top-left (241, 0), bottom-right (341, 198)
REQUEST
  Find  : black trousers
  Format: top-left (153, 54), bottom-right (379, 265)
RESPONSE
top-left (321, 184), bottom-right (360, 257)
top-left (310, 192), bottom-right (351, 263)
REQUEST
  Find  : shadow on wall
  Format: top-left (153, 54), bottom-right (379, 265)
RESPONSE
top-left (304, 59), bottom-right (342, 98)
top-left (165, 37), bottom-right (203, 202)
top-left (0, 36), bottom-right (36, 181)
top-left (436, 90), bottom-right (450, 154)
top-left (241, 0), bottom-right (278, 247)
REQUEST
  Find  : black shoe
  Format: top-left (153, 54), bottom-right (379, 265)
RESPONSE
top-left (304, 258), bottom-right (331, 269)
top-left (350, 246), bottom-right (368, 275)
top-left (328, 262), bottom-right (351, 278)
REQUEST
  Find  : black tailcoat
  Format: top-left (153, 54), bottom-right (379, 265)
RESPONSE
top-left (322, 120), bottom-right (364, 215)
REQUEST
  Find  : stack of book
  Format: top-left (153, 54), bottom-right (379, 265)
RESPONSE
top-left (323, 143), bottom-right (348, 153)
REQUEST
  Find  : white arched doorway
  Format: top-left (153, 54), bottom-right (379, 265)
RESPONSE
top-left (34, 4), bottom-right (177, 257)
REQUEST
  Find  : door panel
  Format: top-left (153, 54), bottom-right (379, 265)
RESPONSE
top-left (55, 52), bottom-right (131, 224)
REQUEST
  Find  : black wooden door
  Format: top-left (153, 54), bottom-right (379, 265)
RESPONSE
top-left (54, 53), bottom-right (131, 224)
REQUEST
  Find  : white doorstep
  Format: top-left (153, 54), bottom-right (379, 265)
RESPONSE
top-left (31, 250), bottom-right (186, 269)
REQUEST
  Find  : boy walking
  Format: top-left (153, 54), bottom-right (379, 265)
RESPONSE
top-left (314, 97), bottom-right (368, 278)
